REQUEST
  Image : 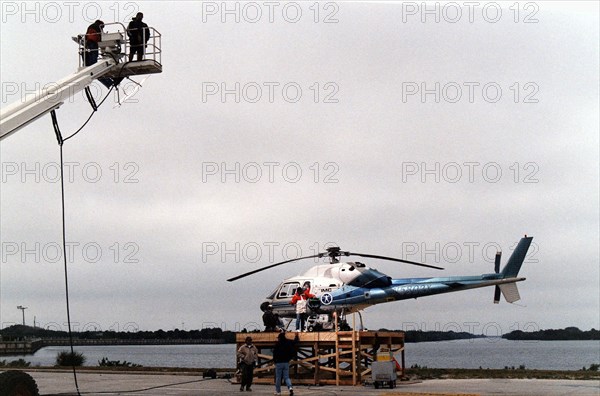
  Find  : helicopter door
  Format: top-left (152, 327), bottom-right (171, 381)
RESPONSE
top-left (276, 282), bottom-right (300, 300)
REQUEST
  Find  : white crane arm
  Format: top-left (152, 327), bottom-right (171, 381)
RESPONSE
top-left (0, 59), bottom-right (118, 141)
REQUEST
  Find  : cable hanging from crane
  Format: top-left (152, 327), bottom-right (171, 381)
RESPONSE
top-left (59, 59), bottom-right (132, 143)
top-left (50, 84), bottom-right (115, 396)
top-left (61, 86), bottom-right (113, 143)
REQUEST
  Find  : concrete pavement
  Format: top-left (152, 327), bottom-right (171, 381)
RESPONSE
top-left (14, 370), bottom-right (600, 396)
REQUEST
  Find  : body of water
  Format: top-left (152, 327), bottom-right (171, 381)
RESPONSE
top-left (2, 339), bottom-right (599, 370)
top-left (3, 344), bottom-right (236, 369)
top-left (405, 338), bottom-right (600, 370)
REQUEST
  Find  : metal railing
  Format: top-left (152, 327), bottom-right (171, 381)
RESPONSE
top-left (76, 22), bottom-right (162, 68)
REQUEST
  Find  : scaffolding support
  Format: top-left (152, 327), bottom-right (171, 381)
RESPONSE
top-left (235, 331), bottom-right (405, 386)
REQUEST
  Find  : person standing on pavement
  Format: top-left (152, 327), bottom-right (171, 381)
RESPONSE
top-left (236, 336), bottom-right (258, 391)
top-left (273, 332), bottom-right (298, 396)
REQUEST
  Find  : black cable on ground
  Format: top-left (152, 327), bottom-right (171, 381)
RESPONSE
top-left (42, 377), bottom-right (214, 396)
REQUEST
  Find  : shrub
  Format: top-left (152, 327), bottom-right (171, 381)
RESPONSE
top-left (98, 357), bottom-right (142, 368)
top-left (0, 358), bottom-right (31, 367)
top-left (56, 351), bottom-right (86, 366)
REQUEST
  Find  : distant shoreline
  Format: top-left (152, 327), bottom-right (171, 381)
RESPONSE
top-left (1, 325), bottom-right (598, 351)
top-left (1, 335), bottom-right (598, 353)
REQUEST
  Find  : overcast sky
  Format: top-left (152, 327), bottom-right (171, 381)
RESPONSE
top-left (1, 1), bottom-right (598, 336)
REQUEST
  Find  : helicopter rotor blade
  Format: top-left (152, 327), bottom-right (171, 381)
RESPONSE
top-left (348, 252), bottom-right (444, 270)
top-left (227, 253), bottom-right (323, 282)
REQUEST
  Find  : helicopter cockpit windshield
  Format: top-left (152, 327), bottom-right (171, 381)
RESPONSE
top-left (276, 282), bottom-right (300, 299)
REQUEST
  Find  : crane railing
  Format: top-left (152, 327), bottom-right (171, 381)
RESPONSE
top-left (76, 22), bottom-right (162, 69)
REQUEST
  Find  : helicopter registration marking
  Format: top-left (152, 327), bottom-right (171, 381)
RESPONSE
top-left (394, 284), bottom-right (431, 295)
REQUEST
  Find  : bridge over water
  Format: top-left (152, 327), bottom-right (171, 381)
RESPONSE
top-left (0, 338), bottom-right (226, 355)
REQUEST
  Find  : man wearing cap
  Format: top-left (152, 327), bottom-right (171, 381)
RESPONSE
top-left (237, 336), bottom-right (258, 391)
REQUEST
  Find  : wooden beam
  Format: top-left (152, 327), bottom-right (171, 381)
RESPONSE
top-left (235, 330), bottom-right (405, 386)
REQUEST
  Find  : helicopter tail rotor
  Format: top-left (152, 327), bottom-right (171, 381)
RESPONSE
top-left (493, 251), bottom-right (502, 303)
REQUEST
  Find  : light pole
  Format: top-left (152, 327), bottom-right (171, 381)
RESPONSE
top-left (17, 306), bottom-right (28, 326)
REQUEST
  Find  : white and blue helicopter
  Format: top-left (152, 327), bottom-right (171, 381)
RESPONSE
top-left (228, 236), bottom-right (533, 331)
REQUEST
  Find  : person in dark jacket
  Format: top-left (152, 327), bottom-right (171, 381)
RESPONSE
top-left (273, 332), bottom-right (298, 396)
top-left (263, 306), bottom-right (281, 332)
top-left (127, 12), bottom-right (149, 61)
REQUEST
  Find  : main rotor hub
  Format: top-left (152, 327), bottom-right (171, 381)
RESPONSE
top-left (326, 246), bottom-right (342, 263)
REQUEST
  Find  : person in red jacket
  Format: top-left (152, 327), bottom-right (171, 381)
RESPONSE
top-left (81, 20), bottom-right (119, 88)
top-left (291, 286), bottom-right (315, 332)
top-left (84, 20), bottom-right (104, 66)
top-left (302, 281), bottom-right (313, 297)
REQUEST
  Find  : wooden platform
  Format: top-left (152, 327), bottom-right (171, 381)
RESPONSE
top-left (235, 331), bottom-right (405, 386)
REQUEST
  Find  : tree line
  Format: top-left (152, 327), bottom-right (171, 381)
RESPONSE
top-left (502, 327), bottom-right (599, 340)
top-left (0, 325), bottom-right (236, 343)
top-left (2, 325), bottom-right (598, 343)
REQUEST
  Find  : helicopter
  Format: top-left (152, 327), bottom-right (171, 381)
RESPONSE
top-left (228, 236), bottom-right (533, 331)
